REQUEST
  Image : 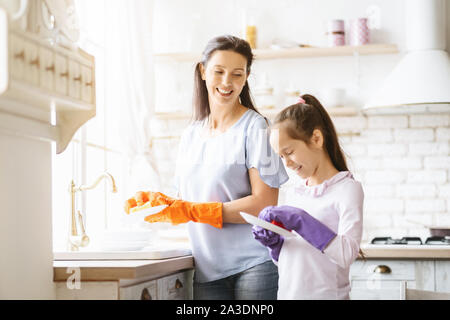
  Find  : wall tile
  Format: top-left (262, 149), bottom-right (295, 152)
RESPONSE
top-left (364, 170), bottom-right (405, 184)
top-left (333, 116), bottom-right (367, 132)
top-left (409, 142), bottom-right (449, 156)
top-left (436, 128), bottom-right (450, 141)
top-left (407, 170), bottom-right (447, 184)
top-left (364, 198), bottom-right (404, 213)
top-left (404, 199), bottom-right (446, 213)
top-left (381, 157), bottom-right (422, 169)
top-left (367, 143), bottom-right (408, 157)
top-left (409, 115), bottom-right (450, 128)
top-left (396, 184), bottom-right (437, 198)
top-left (438, 184), bottom-right (450, 198)
top-left (368, 116), bottom-right (408, 129)
top-left (352, 129), bottom-right (393, 143)
top-left (424, 156), bottom-right (450, 169)
top-left (394, 128), bottom-right (434, 142)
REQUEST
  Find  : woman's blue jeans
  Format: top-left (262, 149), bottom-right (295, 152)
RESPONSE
top-left (193, 261), bottom-right (278, 300)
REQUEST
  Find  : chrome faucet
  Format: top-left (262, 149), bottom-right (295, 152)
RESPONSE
top-left (68, 172), bottom-right (118, 251)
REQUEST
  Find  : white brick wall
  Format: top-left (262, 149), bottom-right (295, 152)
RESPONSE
top-left (152, 111), bottom-right (450, 242)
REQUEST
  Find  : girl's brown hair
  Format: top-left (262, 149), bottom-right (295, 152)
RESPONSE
top-left (273, 94), bottom-right (348, 172)
top-left (192, 35), bottom-right (261, 121)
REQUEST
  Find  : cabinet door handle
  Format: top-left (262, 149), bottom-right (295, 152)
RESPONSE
top-left (14, 51), bottom-right (25, 60)
top-left (175, 279), bottom-right (183, 289)
top-left (140, 288), bottom-right (152, 300)
top-left (84, 81), bottom-right (93, 87)
top-left (30, 58), bottom-right (40, 67)
top-left (60, 71), bottom-right (69, 78)
top-left (374, 265), bottom-right (391, 274)
top-left (73, 76), bottom-right (82, 82)
top-left (46, 64), bottom-right (55, 72)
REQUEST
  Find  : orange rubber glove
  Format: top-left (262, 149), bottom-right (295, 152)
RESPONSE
top-left (124, 191), bottom-right (223, 229)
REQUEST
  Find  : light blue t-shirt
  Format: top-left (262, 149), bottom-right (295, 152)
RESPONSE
top-left (174, 109), bottom-right (289, 283)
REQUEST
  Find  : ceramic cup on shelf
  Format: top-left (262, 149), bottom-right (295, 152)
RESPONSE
top-left (349, 18), bottom-right (370, 46)
top-left (327, 19), bottom-right (346, 47)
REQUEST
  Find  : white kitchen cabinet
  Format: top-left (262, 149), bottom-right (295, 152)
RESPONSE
top-left (119, 279), bottom-right (158, 300)
top-left (119, 270), bottom-right (193, 300)
top-left (0, 5), bottom-right (96, 299)
top-left (55, 269), bottom-right (194, 300)
top-left (157, 270), bottom-right (193, 300)
top-left (349, 259), bottom-right (446, 300)
top-left (435, 261), bottom-right (450, 293)
top-left (1, 28), bottom-right (96, 154)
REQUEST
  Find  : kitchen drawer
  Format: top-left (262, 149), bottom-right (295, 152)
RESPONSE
top-left (39, 47), bottom-right (54, 91)
top-left (157, 271), bottom-right (192, 300)
top-left (9, 34), bottom-right (26, 80)
top-left (350, 260), bottom-right (415, 281)
top-left (119, 279), bottom-right (158, 300)
top-left (80, 65), bottom-right (93, 103)
top-left (68, 60), bottom-right (81, 99)
top-left (350, 280), bottom-right (416, 300)
top-left (24, 41), bottom-right (39, 86)
top-left (55, 54), bottom-right (68, 95)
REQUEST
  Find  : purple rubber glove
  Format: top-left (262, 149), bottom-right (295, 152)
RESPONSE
top-left (259, 205), bottom-right (337, 252)
top-left (252, 226), bottom-right (284, 261)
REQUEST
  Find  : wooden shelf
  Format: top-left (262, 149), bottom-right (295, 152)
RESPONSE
top-left (154, 106), bottom-right (358, 120)
top-left (260, 106), bottom-right (359, 118)
top-left (154, 44), bottom-right (398, 62)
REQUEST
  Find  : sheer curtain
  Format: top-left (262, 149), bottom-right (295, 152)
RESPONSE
top-left (103, 0), bottom-right (162, 195)
top-left (77, 0), bottom-right (161, 195)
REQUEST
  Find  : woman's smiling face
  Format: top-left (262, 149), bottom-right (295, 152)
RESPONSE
top-left (200, 50), bottom-right (248, 106)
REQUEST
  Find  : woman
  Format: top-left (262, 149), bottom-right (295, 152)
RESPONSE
top-left (126, 35), bottom-right (288, 299)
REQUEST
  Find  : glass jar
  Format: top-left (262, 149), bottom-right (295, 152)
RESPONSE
top-left (254, 86), bottom-right (274, 110)
top-left (284, 85), bottom-right (301, 106)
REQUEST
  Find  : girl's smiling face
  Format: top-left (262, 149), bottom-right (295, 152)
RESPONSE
top-left (270, 122), bottom-right (323, 179)
top-left (200, 50), bottom-right (248, 106)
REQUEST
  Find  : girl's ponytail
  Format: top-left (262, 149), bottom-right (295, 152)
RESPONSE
top-left (301, 94), bottom-right (348, 172)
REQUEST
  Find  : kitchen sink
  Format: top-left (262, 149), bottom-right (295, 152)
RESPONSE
top-left (54, 228), bottom-right (192, 260)
top-left (53, 246), bottom-right (192, 260)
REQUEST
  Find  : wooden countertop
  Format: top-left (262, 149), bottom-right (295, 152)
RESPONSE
top-left (359, 244), bottom-right (450, 259)
top-left (53, 256), bottom-right (194, 282)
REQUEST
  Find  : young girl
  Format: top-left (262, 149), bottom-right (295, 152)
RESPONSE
top-left (252, 94), bottom-right (364, 300)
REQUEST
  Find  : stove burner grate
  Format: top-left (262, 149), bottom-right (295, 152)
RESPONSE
top-left (425, 236), bottom-right (450, 245)
top-left (371, 237), bottom-right (423, 245)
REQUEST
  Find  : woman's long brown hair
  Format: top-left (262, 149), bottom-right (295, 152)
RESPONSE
top-left (273, 94), bottom-right (365, 260)
top-left (192, 35), bottom-right (261, 121)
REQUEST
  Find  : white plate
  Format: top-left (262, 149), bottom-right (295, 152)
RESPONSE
top-left (125, 204), bottom-right (168, 224)
top-left (240, 212), bottom-right (295, 238)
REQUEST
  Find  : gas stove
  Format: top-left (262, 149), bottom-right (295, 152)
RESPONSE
top-left (370, 236), bottom-right (450, 246)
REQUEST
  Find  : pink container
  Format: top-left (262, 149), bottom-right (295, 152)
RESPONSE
top-left (350, 18), bottom-right (370, 46)
top-left (327, 19), bottom-right (345, 47)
